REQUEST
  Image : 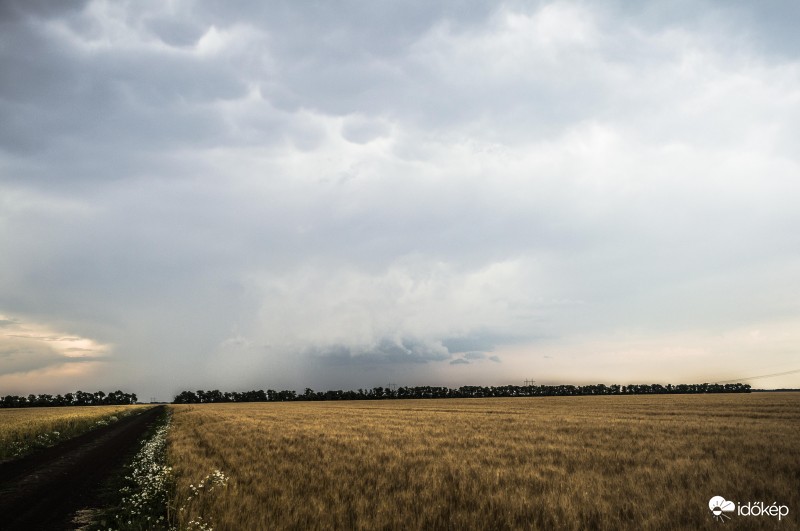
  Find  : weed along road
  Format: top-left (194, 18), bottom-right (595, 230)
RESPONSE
top-left (0, 405), bottom-right (164, 530)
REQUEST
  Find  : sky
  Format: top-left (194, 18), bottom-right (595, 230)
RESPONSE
top-left (1, 0), bottom-right (799, 401)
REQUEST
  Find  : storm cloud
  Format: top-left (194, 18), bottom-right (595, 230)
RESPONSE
top-left (2, 0), bottom-right (799, 399)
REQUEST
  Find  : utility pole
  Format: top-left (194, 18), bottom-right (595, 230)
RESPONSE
top-left (523, 379), bottom-right (535, 386)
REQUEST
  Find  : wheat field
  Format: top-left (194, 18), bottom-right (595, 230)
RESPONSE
top-left (167, 394), bottom-right (799, 530)
top-left (0, 405), bottom-right (150, 460)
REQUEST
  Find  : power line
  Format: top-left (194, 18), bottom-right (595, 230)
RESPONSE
top-left (715, 368), bottom-right (800, 384)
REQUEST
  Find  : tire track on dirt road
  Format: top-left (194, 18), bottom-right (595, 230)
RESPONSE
top-left (0, 405), bottom-right (165, 530)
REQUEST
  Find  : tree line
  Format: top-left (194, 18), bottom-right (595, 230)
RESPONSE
top-left (0, 390), bottom-right (138, 408)
top-left (172, 382), bottom-right (750, 403)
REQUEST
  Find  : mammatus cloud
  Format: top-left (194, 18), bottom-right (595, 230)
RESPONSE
top-left (1, 1), bottom-right (799, 397)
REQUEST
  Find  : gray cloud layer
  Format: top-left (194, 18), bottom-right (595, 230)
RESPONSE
top-left (2, 0), bottom-right (799, 398)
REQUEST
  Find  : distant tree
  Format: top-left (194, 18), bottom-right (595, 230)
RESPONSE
top-left (174, 391), bottom-right (200, 404)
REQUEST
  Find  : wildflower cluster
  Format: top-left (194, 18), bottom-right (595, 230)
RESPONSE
top-left (9, 430), bottom-right (63, 457)
top-left (92, 408), bottom-right (230, 531)
top-left (107, 413), bottom-right (173, 529)
top-left (178, 469), bottom-right (230, 530)
top-left (184, 515), bottom-right (213, 531)
top-left (185, 470), bottom-right (229, 500)
top-left (96, 415), bottom-right (120, 427)
top-left (9, 440), bottom-right (27, 457)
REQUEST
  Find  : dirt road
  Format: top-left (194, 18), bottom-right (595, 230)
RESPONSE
top-left (0, 405), bottom-right (165, 530)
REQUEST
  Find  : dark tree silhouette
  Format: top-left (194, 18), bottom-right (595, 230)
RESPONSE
top-left (169, 382), bottom-right (751, 404)
top-left (0, 390), bottom-right (139, 408)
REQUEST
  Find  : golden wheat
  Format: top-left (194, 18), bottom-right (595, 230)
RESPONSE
top-left (0, 404), bottom-right (151, 460)
top-left (167, 394), bottom-right (800, 530)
